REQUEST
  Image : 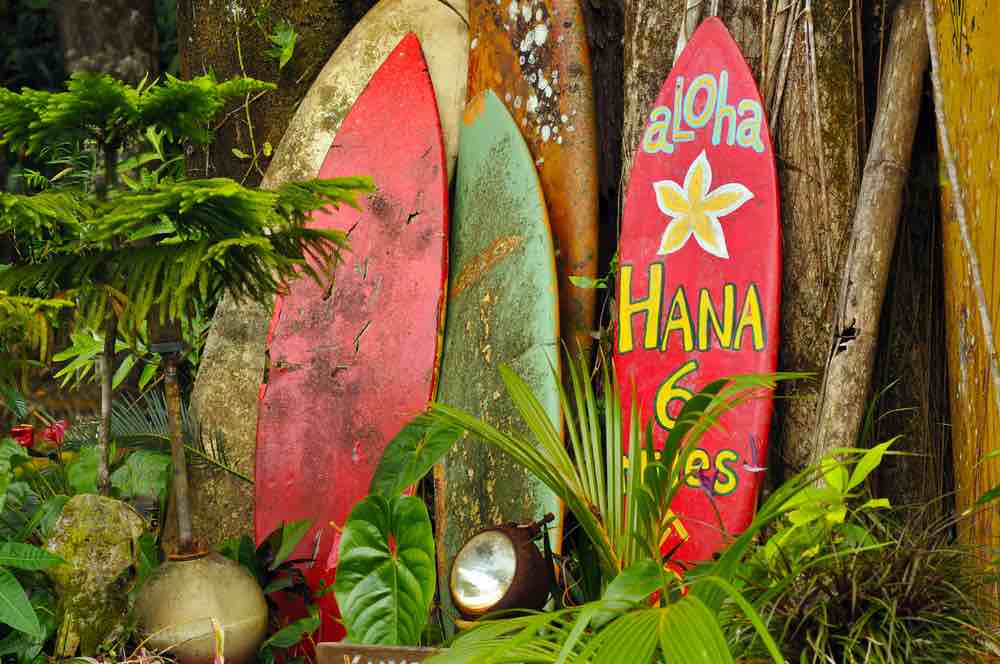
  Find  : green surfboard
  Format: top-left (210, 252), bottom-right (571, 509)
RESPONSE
top-left (435, 90), bottom-right (562, 626)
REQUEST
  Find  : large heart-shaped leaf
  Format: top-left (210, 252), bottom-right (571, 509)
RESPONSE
top-left (369, 415), bottom-right (463, 498)
top-left (334, 495), bottom-right (435, 646)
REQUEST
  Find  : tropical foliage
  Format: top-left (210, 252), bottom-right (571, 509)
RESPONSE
top-left (0, 71), bottom-right (371, 494)
top-left (372, 352), bottom-right (804, 589)
top-left (725, 449), bottom-right (1000, 664)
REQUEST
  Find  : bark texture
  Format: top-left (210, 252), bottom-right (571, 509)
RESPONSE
top-left (812, 0), bottom-right (929, 463)
top-left (177, 0), bottom-right (374, 547)
top-left (58, 0), bottom-right (158, 83)
top-left (179, 0), bottom-right (376, 185)
top-left (871, 106), bottom-right (952, 516)
top-left (621, 0), bottom-right (865, 472)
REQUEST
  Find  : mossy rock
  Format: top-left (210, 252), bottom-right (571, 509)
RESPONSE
top-left (44, 494), bottom-right (146, 657)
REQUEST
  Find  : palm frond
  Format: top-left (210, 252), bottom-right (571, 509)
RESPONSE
top-left (427, 350), bottom-right (804, 589)
top-left (63, 391), bottom-right (251, 483)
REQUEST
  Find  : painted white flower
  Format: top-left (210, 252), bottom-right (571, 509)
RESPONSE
top-left (653, 150), bottom-right (753, 259)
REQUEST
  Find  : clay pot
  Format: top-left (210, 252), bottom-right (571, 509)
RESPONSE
top-left (133, 552), bottom-right (268, 664)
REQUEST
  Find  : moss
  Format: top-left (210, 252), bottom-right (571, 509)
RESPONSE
top-left (45, 495), bottom-right (145, 657)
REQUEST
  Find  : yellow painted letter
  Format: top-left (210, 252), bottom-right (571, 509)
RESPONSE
top-left (618, 263), bottom-right (664, 353)
top-left (698, 284), bottom-right (735, 350)
top-left (734, 284), bottom-right (766, 351)
top-left (660, 287), bottom-right (694, 352)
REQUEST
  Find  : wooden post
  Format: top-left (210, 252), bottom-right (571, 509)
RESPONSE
top-left (812, 0), bottom-right (929, 461)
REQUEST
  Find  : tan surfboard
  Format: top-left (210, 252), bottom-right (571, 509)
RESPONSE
top-left (187, 0), bottom-right (469, 546)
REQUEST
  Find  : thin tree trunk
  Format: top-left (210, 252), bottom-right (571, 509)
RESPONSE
top-left (97, 312), bottom-right (116, 495)
top-left (812, 0), bottom-right (929, 462)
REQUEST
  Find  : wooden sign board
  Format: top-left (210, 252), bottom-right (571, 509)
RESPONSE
top-left (613, 18), bottom-right (781, 563)
top-left (317, 643), bottom-right (441, 664)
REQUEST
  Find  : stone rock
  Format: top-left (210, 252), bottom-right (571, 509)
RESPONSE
top-left (44, 494), bottom-right (146, 657)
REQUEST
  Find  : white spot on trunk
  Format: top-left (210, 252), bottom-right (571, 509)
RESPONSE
top-left (533, 23), bottom-right (549, 45)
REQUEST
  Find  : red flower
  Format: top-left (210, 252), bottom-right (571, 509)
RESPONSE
top-left (41, 420), bottom-right (67, 446)
top-left (10, 425), bottom-right (34, 448)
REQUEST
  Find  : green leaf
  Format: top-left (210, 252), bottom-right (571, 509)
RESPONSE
top-left (369, 415), bottom-right (463, 497)
top-left (656, 596), bottom-right (735, 664)
top-left (975, 483), bottom-right (1000, 508)
top-left (0, 387), bottom-right (28, 420)
top-left (66, 446), bottom-right (99, 494)
top-left (334, 495), bottom-right (435, 646)
top-left (847, 439), bottom-right (895, 489)
top-left (111, 353), bottom-right (135, 389)
top-left (231, 148), bottom-right (250, 160)
top-left (591, 559), bottom-right (662, 628)
top-left (262, 607), bottom-right (320, 649)
top-left (110, 450), bottom-right (171, 502)
top-left (861, 497), bottom-right (891, 510)
top-left (567, 275), bottom-right (606, 289)
top-left (0, 586), bottom-right (55, 660)
top-left (133, 532), bottom-right (161, 592)
top-left (0, 543), bottom-right (63, 571)
top-left (266, 21), bottom-right (298, 70)
top-left (270, 519), bottom-right (312, 570)
top-left (138, 358), bottom-right (159, 389)
top-left (0, 568), bottom-right (41, 637)
top-left (821, 455), bottom-right (848, 493)
top-left (18, 495), bottom-right (68, 541)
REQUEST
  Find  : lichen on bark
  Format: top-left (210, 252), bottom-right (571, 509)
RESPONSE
top-left (44, 495), bottom-right (146, 657)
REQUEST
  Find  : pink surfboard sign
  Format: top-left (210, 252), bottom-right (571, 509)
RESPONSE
top-left (255, 34), bottom-right (448, 640)
top-left (614, 18), bottom-right (780, 563)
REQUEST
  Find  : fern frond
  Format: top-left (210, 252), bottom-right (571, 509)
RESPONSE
top-left (0, 190), bottom-right (89, 246)
top-left (138, 74), bottom-right (275, 145)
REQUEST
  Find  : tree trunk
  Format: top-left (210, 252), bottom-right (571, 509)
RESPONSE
top-left (179, 0), bottom-right (377, 185)
top-left (812, 0), bottom-right (929, 463)
top-left (57, 0), bottom-right (158, 83)
top-left (175, 0), bottom-right (375, 549)
top-left (871, 101), bottom-right (952, 517)
top-left (621, 0), bottom-right (866, 474)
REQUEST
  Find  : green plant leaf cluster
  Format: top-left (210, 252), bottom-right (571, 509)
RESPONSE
top-left (725, 453), bottom-right (1000, 663)
top-left (374, 352), bottom-right (804, 588)
top-left (266, 21), bottom-right (298, 71)
top-left (0, 175), bottom-right (370, 333)
top-left (0, 72), bottom-right (273, 155)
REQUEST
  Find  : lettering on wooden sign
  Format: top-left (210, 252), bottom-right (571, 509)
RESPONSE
top-left (317, 643), bottom-right (441, 664)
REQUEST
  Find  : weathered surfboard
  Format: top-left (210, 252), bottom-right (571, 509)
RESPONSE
top-left (435, 90), bottom-right (561, 626)
top-left (466, 0), bottom-right (599, 355)
top-left (186, 0), bottom-right (468, 547)
top-left (255, 34), bottom-right (448, 641)
top-left (934, 0), bottom-right (1000, 576)
top-left (613, 18), bottom-right (781, 563)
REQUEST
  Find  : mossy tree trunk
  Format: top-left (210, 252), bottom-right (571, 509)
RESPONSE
top-left (175, 0), bottom-right (375, 549)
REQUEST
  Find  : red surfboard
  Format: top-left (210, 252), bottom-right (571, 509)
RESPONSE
top-left (255, 34), bottom-right (448, 641)
top-left (613, 18), bottom-right (780, 563)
